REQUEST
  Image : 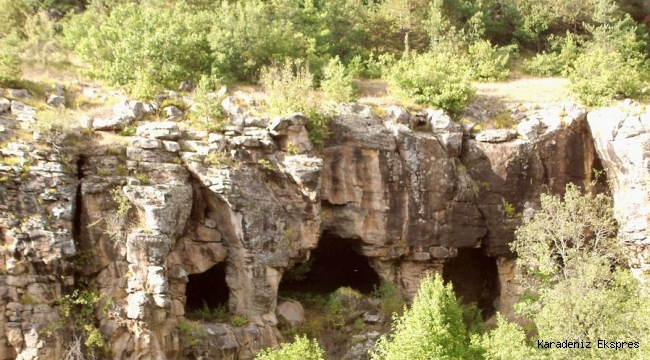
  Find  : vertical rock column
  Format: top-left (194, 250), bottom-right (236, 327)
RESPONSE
top-left (121, 139), bottom-right (193, 359)
top-left (588, 104), bottom-right (650, 277)
top-left (0, 140), bottom-right (78, 360)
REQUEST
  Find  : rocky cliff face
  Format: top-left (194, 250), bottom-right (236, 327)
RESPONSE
top-left (0, 91), bottom-right (640, 359)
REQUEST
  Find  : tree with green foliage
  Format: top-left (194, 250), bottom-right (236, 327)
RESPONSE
top-left (504, 183), bottom-right (650, 359)
top-left (567, 16), bottom-right (648, 105)
top-left (371, 273), bottom-right (478, 360)
top-left (255, 335), bottom-right (324, 360)
top-left (64, 1), bottom-right (213, 98)
top-left (385, 51), bottom-right (475, 116)
top-left (0, 32), bottom-right (23, 85)
top-left (321, 57), bottom-right (357, 103)
top-left (470, 314), bottom-right (542, 360)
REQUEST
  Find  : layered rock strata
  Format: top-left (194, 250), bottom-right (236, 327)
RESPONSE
top-left (1, 94), bottom-right (640, 360)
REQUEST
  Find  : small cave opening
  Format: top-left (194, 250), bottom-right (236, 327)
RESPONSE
top-left (442, 248), bottom-right (500, 320)
top-left (279, 232), bottom-right (381, 295)
top-left (185, 262), bottom-right (229, 314)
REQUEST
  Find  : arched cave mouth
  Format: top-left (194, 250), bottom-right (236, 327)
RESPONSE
top-left (185, 262), bottom-right (229, 314)
top-left (280, 233), bottom-right (381, 295)
top-left (442, 248), bottom-right (499, 319)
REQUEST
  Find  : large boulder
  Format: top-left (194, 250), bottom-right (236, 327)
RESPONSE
top-left (275, 300), bottom-right (305, 329)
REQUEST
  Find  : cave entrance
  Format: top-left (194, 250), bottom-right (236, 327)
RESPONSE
top-left (185, 262), bottom-right (229, 313)
top-left (442, 248), bottom-right (499, 319)
top-left (279, 232), bottom-right (381, 295)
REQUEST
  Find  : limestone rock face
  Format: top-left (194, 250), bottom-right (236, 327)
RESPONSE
top-left (0, 94), bottom-right (635, 360)
top-left (320, 103), bottom-right (595, 297)
top-left (587, 103), bottom-right (650, 275)
top-left (0, 137), bottom-right (78, 359)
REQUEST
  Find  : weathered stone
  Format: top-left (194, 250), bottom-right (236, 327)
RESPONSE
top-left (276, 300), bottom-right (305, 329)
top-left (162, 106), bottom-right (183, 121)
top-left (92, 115), bottom-right (131, 130)
top-left (178, 81), bottom-right (196, 92)
top-left (126, 231), bottom-right (171, 265)
top-left (8, 89), bottom-right (32, 99)
top-left (136, 122), bottom-right (181, 140)
top-left (384, 105), bottom-right (410, 124)
top-left (10, 101), bottom-right (36, 123)
top-left (363, 313), bottom-right (380, 324)
top-left (113, 100), bottom-right (144, 122)
top-left (0, 98), bottom-right (10, 113)
top-left (475, 129), bottom-right (517, 143)
top-left (46, 94), bottom-right (65, 108)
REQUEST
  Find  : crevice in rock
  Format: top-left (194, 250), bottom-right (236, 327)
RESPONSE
top-left (442, 247), bottom-right (500, 319)
top-left (279, 232), bottom-right (381, 295)
top-left (185, 261), bottom-right (229, 312)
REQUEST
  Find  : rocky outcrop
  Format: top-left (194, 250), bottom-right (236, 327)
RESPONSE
top-left (320, 103), bottom-right (596, 297)
top-left (587, 101), bottom-right (650, 277)
top-left (0, 91), bottom-right (631, 360)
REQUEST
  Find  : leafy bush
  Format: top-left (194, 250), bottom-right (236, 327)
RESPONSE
top-left (321, 56), bottom-right (357, 103)
top-left (194, 301), bottom-right (228, 322)
top-left (260, 59), bottom-right (315, 115)
top-left (22, 11), bottom-right (66, 65)
top-left (385, 52), bottom-right (475, 116)
top-left (566, 18), bottom-right (648, 106)
top-left (0, 0), bottom-right (29, 37)
top-left (208, 0), bottom-right (299, 82)
top-left (0, 32), bottom-right (23, 85)
top-left (568, 48), bottom-right (645, 106)
top-left (255, 335), bottom-right (324, 360)
top-left (305, 111), bottom-right (331, 148)
top-left (370, 274), bottom-right (477, 360)
top-left (64, 2), bottom-right (213, 98)
top-left (512, 183), bottom-right (620, 282)
top-left (470, 314), bottom-right (539, 360)
top-left (372, 280), bottom-right (405, 319)
top-left (505, 183), bottom-right (650, 358)
top-left (522, 33), bottom-right (580, 76)
top-left (468, 40), bottom-right (516, 81)
top-left (187, 75), bottom-right (227, 132)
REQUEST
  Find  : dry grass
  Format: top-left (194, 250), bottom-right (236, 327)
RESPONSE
top-left (356, 75), bottom-right (575, 110)
top-left (472, 76), bottom-right (574, 106)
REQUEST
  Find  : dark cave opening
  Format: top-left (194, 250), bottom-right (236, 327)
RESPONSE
top-left (442, 248), bottom-right (500, 319)
top-left (185, 262), bottom-right (229, 311)
top-left (279, 233), bottom-right (381, 295)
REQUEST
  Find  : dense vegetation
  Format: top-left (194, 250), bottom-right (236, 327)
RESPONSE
top-left (258, 184), bottom-right (650, 359)
top-left (1, 0), bottom-right (650, 110)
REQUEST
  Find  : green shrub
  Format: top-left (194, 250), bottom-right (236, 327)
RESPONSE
top-left (0, 0), bottom-right (28, 37)
top-left (194, 301), bottom-right (228, 322)
top-left (260, 59), bottom-right (316, 115)
top-left (370, 274), bottom-right (477, 360)
top-left (231, 315), bottom-right (249, 327)
top-left (255, 335), bottom-right (325, 360)
top-left (22, 11), bottom-right (66, 65)
top-left (364, 52), bottom-right (395, 79)
top-left (522, 33), bottom-right (580, 77)
top-left (0, 32), bottom-right (23, 85)
top-left (187, 76), bottom-right (227, 132)
top-left (468, 40), bottom-right (516, 81)
top-left (305, 111), bottom-right (331, 148)
top-left (321, 56), bottom-right (357, 103)
top-left (522, 52), bottom-right (565, 77)
top-left (470, 314), bottom-right (538, 360)
top-left (64, 2), bottom-right (213, 98)
top-left (385, 52), bottom-right (475, 117)
top-left (207, 0), bottom-right (299, 82)
top-left (372, 280), bottom-right (405, 319)
top-left (568, 48), bottom-right (645, 106)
